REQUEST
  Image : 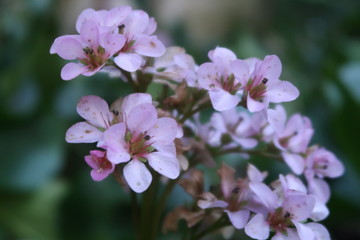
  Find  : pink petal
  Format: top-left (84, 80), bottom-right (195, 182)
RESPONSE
top-left (134, 35), bottom-right (165, 57)
top-left (311, 200), bottom-right (329, 221)
top-left (65, 122), bottom-right (102, 143)
top-left (144, 17), bottom-right (157, 35)
top-left (105, 6), bottom-right (132, 27)
top-left (247, 94), bottom-right (266, 112)
top-left (121, 93), bottom-right (152, 117)
top-left (209, 88), bottom-right (240, 111)
top-left (267, 104), bottom-right (287, 135)
top-left (104, 123), bottom-right (130, 164)
top-left (282, 152), bottom-right (305, 175)
top-left (306, 223), bottom-right (330, 240)
top-left (114, 53), bottom-right (143, 72)
top-left (147, 150), bottom-right (180, 179)
top-left (127, 103), bottom-right (157, 133)
top-left (244, 213), bottom-right (270, 240)
top-left (146, 117), bottom-right (178, 145)
top-left (76, 95), bottom-right (113, 129)
top-left (100, 33), bottom-right (126, 56)
top-left (230, 59), bottom-right (250, 84)
top-left (198, 192), bottom-right (228, 209)
top-left (307, 178), bottom-right (330, 203)
top-left (293, 221), bottom-right (315, 240)
top-left (84, 150), bottom-right (106, 169)
top-left (232, 136), bottom-right (258, 149)
top-left (249, 182), bottom-right (278, 210)
top-left (61, 62), bottom-right (89, 80)
top-left (76, 8), bottom-right (97, 33)
top-left (124, 10), bottom-right (149, 36)
top-left (247, 164), bottom-right (266, 183)
top-left (225, 209), bottom-right (250, 229)
top-left (208, 47), bottom-right (236, 65)
top-left (284, 195), bottom-right (315, 221)
top-left (256, 55), bottom-right (282, 80)
top-left (123, 159), bottom-right (152, 193)
top-left (267, 80), bottom-right (300, 103)
top-left (50, 35), bottom-right (84, 60)
top-left (272, 230), bottom-right (300, 240)
top-left (80, 20), bottom-right (99, 49)
top-left (197, 62), bottom-right (222, 90)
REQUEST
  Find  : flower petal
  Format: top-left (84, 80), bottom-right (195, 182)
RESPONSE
top-left (121, 93), bottom-right (152, 117)
top-left (247, 94), bottom-right (266, 112)
top-left (50, 35), bottom-right (85, 60)
top-left (306, 223), bottom-right (330, 240)
top-left (123, 159), bottom-right (152, 193)
top-left (127, 103), bottom-right (157, 134)
top-left (114, 53), bottom-right (143, 72)
top-left (146, 117), bottom-right (178, 145)
top-left (104, 123), bottom-right (130, 164)
top-left (147, 149), bottom-right (180, 179)
top-left (245, 213), bottom-right (269, 240)
top-left (80, 20), bottom-right (99, 49)
top-left (282, 152), bottom-right (305, 175)
top-left (134, 35), bottom-right (165, 57)
top-left (65, 122), bottom-right (102, 143)
top-left (76, 95), bottom-right (113, 129)
top-left (293, 221), bottom-right (315, 240)
top-left (225, 209), bottom-right (250, 229)
top-left (209, 88), bottom-right (240, 111)
top-left (249, 182), bottom-right (278, 210)
top-left (61, 62), bottom-right (88, 80)
top-left (267, 80), bottom-right (299, 103)
top-left (284, 195), bottom-right (315, 221)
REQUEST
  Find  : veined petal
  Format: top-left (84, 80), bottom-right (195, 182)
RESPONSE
top-left (76, 95), bottom-right (113, 129)
top-left (124, 159), bottom-right (152, 193)
top-left (209, 88), bottom-right (240, 111)
top-left (147, 151), bottom-right (180, 179)
top-left (61, 62), bottom-right (88, 80)
top-left (114, 53), bottom-right (143, 72)
top-left (127, 103), bottom-right (157, 133)
top-left (65, 122), bottom-right (102, 143)
top-left (245, 213), bottom-right (270, 240)
top-left (225, 209), bottom-right (250, 229)
top-left (50, 35), bottom-right (85, 60)
top-left (134, 35), bottom-right (165, 57)
top-left (267, 80), bottom-right (299, 103)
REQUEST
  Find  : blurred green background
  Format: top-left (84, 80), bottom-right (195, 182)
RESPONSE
top-left (1, 0), bottom-right (359, 239)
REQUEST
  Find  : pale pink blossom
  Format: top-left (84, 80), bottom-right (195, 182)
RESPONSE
top-left (84, 150), bottom-right (115, 181)
top-left (65, 95), bottom-right (114, 146)
top-left (244, 55), bottom-right (299, 112)
top-left (103, 93), bottom-right (180, 193)
top-left (197, 47), bottom-right (249, 111)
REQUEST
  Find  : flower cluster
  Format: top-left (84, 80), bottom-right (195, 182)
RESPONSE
top-left (52, 5), bottom-right (344, 240)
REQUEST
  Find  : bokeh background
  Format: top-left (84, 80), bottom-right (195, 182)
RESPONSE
top-left (1, 0), bottom-right (360, 239)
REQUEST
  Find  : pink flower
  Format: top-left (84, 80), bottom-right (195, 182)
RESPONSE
top-left (84, 150), bottom-right (115, 181)
top-left (103, 93), bottom-right (180, 193)
top-left (197, 47), bottom-right (250, 111)
top-left (198, 163), bottom-right (266, 229)
top-left (244, 55), bottom-right (299, 112)
top-left (210, 108), bottom-right (258, 149)
top-left (50, 19), bottom-right (125, 80)
top-left (268, 105), bottom-right (314, 175)
top-left (65, 95), bottom-right (114, 145)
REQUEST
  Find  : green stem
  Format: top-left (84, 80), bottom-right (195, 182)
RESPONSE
top-left (215, 147), bottom-right (283, 162)
top-left (131, 190), bottom-right (141, 240)
top-left (192, 216), bottom-right (230, 240)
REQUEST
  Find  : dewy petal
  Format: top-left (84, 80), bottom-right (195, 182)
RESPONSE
top-left (65, 122), bottom-right (102, 143)
top-left (147, 150), bottom-right (180, 179)
top-left (146, 117), bottom-right (178, 145)
top-left (76, 95), bottom-right (113, 129)
top-left (306, 223), bottom-right (330, 240)
top-left (293, 221), bottom-right (315, 240)
top-left (282, 152), bottom-right (305, 175)
top-left (245, 213), bottom-right (270, 240)
top-left (50, 35), bottom-right (85, 60)
top-left (121, 93), bottom-right (152, 117)
top-left (123, 159), bottom-right (152, 193)
top-left (134, 35), bottom-right (165, 57)
top-left (127, 103), bottom-right (157, 134)
top-left (209, 88), bottom-right (240, 111)
top-left (61, 62), bottom-right (89, 80)
top-left (104, 123), bottom-right (130, 164)
top-left (225, 209), bottom-right (250, 230)
top-left (114, 53), bottom-right (143, 72)
top-left (267, 80), bottom-right (300, 103)
top-left (247, 94), bottom-right (266, 112)
top-left (80, 19), bottom-right (99, 49)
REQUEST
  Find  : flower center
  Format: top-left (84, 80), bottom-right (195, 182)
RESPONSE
top-left (80, 46), bottom-right (108, 71)
top-left (125, 131), bottom-right (155, 161)
top-left (268, 208), bottom-right (292, 233)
